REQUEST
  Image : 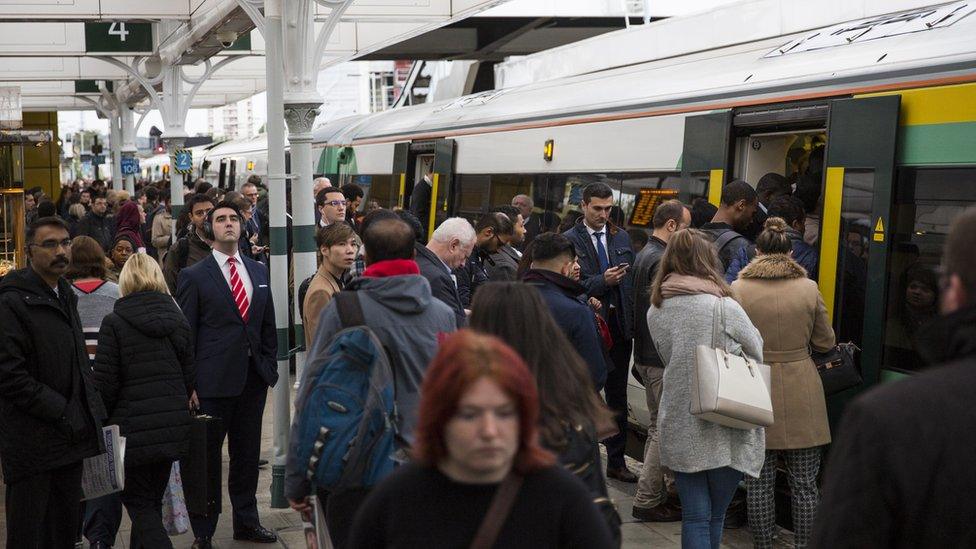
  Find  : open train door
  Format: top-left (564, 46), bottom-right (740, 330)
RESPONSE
top-left (427, 139), bottom-right (456, 241)
top-left (681, 110), bottom-right (733, 205)
top-left (392, 142), bottom-right (411, 209)
top-left (819, 95), bottom-right (901, 392)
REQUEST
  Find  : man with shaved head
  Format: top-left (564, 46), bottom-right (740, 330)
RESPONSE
top-left (286, 210), bottom-right (456, 548)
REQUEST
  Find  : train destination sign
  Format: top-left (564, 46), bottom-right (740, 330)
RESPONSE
top-left (628, 188), bottom-right (679, 228)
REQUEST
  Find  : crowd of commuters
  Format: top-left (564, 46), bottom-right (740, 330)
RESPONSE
top-left (2, 169), bottom-right (976, 549)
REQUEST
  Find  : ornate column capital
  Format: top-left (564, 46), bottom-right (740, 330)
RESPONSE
top-left (284, 102), bottom-right (321, 141)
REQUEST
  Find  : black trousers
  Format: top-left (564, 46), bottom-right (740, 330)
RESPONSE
top-left (315, 487), bottom-right (371, 549)
top-left (603, 316), bottom-right (633, 470)
top-left (121, 461), bottom-right (174, 549)
top-left (5, 461), bottom-right (83, 548)
top-left (190, 369), bottom-right (268, 539)
top-left (83, 492), bottom-right (123, 545)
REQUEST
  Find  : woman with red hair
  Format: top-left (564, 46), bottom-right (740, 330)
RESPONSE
top-left (346, 330), bottom-right (614, 549)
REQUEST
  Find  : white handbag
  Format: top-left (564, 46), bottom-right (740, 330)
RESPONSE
top-left (691, 298), bottom-right (773, 430)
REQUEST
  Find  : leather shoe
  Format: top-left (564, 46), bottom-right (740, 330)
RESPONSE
top-left (606, 466), bottom-right (638, 483)
top-left (632, 502), bottom-right (682, 522)
top-left (234, 525), bottom-right (278, 543)
top-left (190, 538), bottom-right (212, 549)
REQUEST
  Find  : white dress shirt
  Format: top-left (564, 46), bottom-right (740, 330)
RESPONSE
top-left (212, 248), bottom-right (253, 303)
top-left (585, 224), bottom-right (608, 257)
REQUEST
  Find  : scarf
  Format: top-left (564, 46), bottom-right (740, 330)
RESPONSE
top-left (660, 273), bottom-right (727, 300)
top-left (521, 269), bottom-right (586, 298)
top-left (362, 259), bottom-right (420, 278)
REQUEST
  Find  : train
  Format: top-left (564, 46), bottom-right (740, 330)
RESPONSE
top-left (140, 2), bottom-right (976, 430)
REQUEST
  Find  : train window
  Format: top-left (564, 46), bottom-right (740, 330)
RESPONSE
top-left (453, 175), bottom-right (491, 223)
top-left (882, 167), bottom-right (976, 373)
top-left (830, 169), bottom-right (874, 348)
top-left (488, 174), bottom-right (536, 210)
top-left (351, 174), bottom-right (396, 210)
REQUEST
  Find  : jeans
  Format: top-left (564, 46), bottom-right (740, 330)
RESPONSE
top-left (633, 364), bottom-right (670, 509)
top-left (674, 467), bottom-right (743, 549)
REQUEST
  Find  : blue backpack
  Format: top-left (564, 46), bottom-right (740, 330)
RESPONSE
top-left (291, 291), bottom-right (400, 490)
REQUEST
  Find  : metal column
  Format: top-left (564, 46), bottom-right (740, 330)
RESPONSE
top-left (264, 0), bottom-right (292, 509)
top-left (109, 112), bottom-right (123, 190)
top-left (120, 105), bottom-right (137, 196)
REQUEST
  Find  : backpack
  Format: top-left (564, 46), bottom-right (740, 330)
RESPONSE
top-left (291, 291), bottom-right (399, 491)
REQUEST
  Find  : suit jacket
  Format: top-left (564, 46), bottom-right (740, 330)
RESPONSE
top-left (414, 242), bottom-right (466, 327)
top-left (176, 254), bottom-right (278, 398)
top-left (563, 221), bottom-right (636, 339)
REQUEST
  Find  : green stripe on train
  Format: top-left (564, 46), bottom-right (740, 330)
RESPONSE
top-left (897, 121), bottom-right (976, 165)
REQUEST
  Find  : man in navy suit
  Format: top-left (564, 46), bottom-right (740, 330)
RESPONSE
top-left (563, 182), bottom-right (638, 483)
top-left (177, 200), bottom-right (279, 548)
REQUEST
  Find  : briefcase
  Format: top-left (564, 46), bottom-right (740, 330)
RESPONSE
top-left (180, 414), bottom-right (223, 517)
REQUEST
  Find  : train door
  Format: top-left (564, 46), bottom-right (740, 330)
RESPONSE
top-left (228, 159), bottom-right (238, 191)
top-left (218, 159), bottom-right (228, 189)
top-left (681, 96), bottom-right (900, 391)
top-left (818, 96), bottom-right (900, 388)
top-left (392, 139), bottom-right (454, 241)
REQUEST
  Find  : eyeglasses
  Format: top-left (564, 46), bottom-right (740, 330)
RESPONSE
top-left (323, 200), bottom-right (347, 207)
top-left (32, 239), bottom-right (72, 250)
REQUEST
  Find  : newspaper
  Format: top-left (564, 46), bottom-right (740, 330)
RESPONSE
top-left (81, 425), bottom-right (126, 500)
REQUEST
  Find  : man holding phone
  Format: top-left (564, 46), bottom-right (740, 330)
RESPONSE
top-left (563, 182), bottom-right (638, 483)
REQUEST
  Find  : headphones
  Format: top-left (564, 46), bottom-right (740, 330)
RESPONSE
top-left (203, 203), bottom-right (242, 241)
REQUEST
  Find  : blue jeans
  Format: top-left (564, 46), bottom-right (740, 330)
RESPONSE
top-left (674, 467), bottom-right (743, 549)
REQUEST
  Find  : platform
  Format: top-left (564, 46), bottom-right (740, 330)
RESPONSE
top-left (0, 385), bottom-right (794, 548)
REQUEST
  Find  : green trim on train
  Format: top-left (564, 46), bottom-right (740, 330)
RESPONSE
top-left (897, 122), bottom-right (976, 165)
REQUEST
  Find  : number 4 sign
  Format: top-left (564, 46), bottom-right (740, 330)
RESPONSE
top-left (84, 22), bottom-right (153, 54)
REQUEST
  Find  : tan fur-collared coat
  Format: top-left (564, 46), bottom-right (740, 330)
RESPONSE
top-left (732, 254), bottom-right (835, 449)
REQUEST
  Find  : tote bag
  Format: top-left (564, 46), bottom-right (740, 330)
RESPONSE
top-left (691, 298), bottom-right (774, 430)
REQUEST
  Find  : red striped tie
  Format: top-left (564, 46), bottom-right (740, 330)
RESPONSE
top-left (228, 257), bottom-right (250, 322)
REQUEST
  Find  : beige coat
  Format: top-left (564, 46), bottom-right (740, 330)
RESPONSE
top-left (302, 265), bottom-right (342, 350)
top-left (732, 254), bottom-right (835, 450)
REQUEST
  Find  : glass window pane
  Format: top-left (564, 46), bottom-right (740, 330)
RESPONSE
top-left (353, 174), bottom-right (395, 210)
top-left (882, 167), bottom-right (976, 372)
top-left (832, 169), bottom-right (874, 347)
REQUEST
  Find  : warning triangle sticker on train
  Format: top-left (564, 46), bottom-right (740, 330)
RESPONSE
top-left (875, 217), bottom-right (885, 233)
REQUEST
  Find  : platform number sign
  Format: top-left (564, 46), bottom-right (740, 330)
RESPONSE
top-left (85, 22), bottom-right (153, 54)
top-left (173, 149), bottom-right (193, 175)
top-left (121, 157), bottom-right (140, 176)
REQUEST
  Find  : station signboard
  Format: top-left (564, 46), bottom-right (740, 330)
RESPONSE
top-left (627, 188), bottom-right (679, 228)
top-left (121, 157), bottom-right (140, 175)
top-left (173, 149), bottom-right (193, 174)
top-left (85, 22), bottom-right (153, 54)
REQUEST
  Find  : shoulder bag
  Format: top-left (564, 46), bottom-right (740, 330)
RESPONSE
top-left (691, 297), bottom-right (774, 430)
top-left (470, 473), bottom-right (524, 549)
top-left (812, 342), bottom-right (862, 396)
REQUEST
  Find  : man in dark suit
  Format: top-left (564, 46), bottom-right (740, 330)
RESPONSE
top-left (415, 217), bottom-right (475, 327)
top-left (562, 182), bottom-right (638, 483)
top-left (177, 200), bottom-right (279, 548)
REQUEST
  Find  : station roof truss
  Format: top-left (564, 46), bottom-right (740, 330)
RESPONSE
top-left (0, 0), bottom-right (516, 111)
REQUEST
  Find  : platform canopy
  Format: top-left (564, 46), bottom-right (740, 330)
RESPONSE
top-left (0, 0), bottom-right (525, 111)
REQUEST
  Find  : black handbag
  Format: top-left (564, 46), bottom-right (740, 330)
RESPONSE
top-left (813, 342), bottom-right (862, 396)
top-left (180, 413), bottom-right (224, 518)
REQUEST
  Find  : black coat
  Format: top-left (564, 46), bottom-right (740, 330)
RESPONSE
top-left (93, 290), bottom-right (195, 467)
top-left (811, 305), bottom-right (976, 548)
top-left (0, 268), bottom-right (105, 484)
top-left (73, 211), bottom-right (115, 252)
top-left (632, 236), bottom-right (666, 367)
top-left (414, 242), bottom-right (466, 328)
top-left (523, 269), bottom-right (608, 390)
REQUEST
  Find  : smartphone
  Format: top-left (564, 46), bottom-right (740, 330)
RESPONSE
top-left (617, 263), bottom-right (630, 270)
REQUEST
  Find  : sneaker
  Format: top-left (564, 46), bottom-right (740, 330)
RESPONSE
top-left (632, 502), bottom-right (682, 522)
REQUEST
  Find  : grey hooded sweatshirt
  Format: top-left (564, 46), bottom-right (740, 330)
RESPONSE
top-left (286, 273), bottom-right (457, 499)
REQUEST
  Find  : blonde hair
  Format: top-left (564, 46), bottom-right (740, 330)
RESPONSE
top-left (118, 253), bottom-right (170, 297)
top-left (650, 228), bottom-right (733, 308)
top-left (755, 216), bottom-right (792, 255)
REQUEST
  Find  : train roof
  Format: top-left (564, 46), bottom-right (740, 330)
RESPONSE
top-left (319, 1), bottom-right (976, 145)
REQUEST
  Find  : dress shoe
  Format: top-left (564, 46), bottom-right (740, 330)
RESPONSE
top-left (632, 502), bottom-right (682, 522)
top-left (606, 466), bottom-right (639, 483)
top-left (190, 538), bottom-right (212, 549)
top-left (234, 524), bottom-right (278, 543)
